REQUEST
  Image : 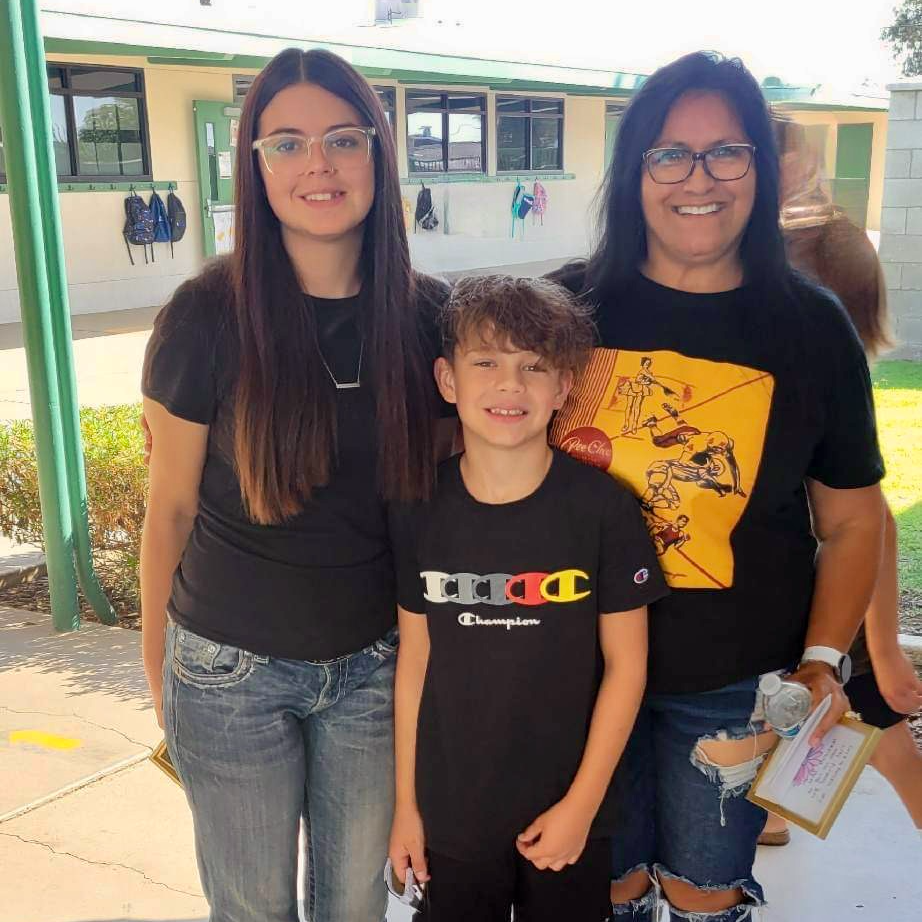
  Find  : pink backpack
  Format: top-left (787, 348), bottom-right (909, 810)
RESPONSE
top-left (531, 181), bottom-right (548, 224)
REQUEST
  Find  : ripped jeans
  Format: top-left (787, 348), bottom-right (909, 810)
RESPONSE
top-left (610, 675), bottom-right (775, 922)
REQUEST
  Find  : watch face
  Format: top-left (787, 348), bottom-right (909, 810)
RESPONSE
top-left (839, 654), bottom-right (853, 686)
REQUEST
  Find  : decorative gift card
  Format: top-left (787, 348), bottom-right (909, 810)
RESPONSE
top-left (150, 738), bottom-right (182, 787)
top-left (748, 695), bottom-right (881, 839)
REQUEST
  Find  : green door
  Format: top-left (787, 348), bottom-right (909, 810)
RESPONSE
top-left (604, 114), bottom-right (621, 172)
top-left (193, 100), bottom-right (240, 257)
top-left (833, 123), bottom-right (873, 229)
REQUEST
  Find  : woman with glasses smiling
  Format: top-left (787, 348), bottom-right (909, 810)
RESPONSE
top-left (140, 48), bottom-right (448, 921)
top-left (550, 52), bottom-right (885, 921)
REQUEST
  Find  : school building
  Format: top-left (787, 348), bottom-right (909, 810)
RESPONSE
top-left (0, 5), bottom-right (890, 325)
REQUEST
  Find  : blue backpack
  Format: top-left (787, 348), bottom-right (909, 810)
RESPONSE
top-left (123, 193), bottom-right (155, 265)
top-left (511, 182), bottom-right (535, 238)
top-left (149, 191), bottom-right (172, 258)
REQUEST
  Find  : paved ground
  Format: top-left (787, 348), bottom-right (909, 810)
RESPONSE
top-left (0, 604), bottom-right (919, 922)
top-left (0, 306), bottom-right (159, 421)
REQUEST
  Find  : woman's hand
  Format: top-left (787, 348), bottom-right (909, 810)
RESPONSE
top-left (147, 673), bottom-right (164, 729)
top-left (786, 660), bottom-right (850, 746)
top-left (388, 803), bottom-right (429, 884)
top-left (516, 797), bottom-right (593, 871)
top-left (872, 648), bottom-right (922, 715)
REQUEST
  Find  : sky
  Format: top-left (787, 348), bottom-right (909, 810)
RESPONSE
top-left (50, 0), bottom-right (909, 90)
top-left (416, 0), bottom-right (906, 89)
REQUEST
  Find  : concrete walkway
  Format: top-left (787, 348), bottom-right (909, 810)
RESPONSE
top-left (0, 604), bottom-right (919, 922)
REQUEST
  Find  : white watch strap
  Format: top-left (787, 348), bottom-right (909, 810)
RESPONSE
top-left (800, 645), bottom-right (844, 668)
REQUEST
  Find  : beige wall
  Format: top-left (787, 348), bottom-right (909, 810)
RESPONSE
top-left (0, 54), bottom-right (259, 324)
top-left (783, 109), bottom-right (889, 232)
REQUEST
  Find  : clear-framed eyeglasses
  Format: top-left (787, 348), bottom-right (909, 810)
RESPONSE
top-left (252, 127), bottom-right (376, 175)
top-left (642, 143), bottom-right (756, 184)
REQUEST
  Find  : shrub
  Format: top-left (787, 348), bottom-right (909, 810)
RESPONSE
top-left (0, 404), bottom-right (147, 608)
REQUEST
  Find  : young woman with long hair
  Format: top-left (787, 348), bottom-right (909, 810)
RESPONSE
top-left (549, 52), bottom-right (886, 920)
top-left (140, 48), bottom-right (446, 921)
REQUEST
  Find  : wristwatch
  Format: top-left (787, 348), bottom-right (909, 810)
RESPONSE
top-left (800, 645), bottom-right (852, 685)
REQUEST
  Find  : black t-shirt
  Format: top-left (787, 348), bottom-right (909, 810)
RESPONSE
top-left (547, 265), bottom-right (884, 695)
top-left (142, 262), bottom-right (449, 661)
top-left (395, 450), bottom-right (668, 860)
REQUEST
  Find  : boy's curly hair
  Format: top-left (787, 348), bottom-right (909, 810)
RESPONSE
top-left (440, 274), bottom-right (596, 375)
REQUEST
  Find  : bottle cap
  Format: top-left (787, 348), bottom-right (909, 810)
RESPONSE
top-left (759, 672), bottom-right (783, 696)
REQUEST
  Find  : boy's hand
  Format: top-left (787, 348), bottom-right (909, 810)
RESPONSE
top-left (872, 648), bottom-right (922, 715)
top-left (388, 804), bottom-right (429, 884)
top-left (516, 798), bottom-right (593, 871)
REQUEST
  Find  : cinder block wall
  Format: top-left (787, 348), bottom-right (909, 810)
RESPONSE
top-left (880, 82), bottom-right (922, 360)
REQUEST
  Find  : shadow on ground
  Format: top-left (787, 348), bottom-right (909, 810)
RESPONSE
top-left (0, 606), bottom-right (149, 704)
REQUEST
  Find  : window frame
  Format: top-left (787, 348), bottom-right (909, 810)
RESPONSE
top-left (496, 95), bottom-right (565, 173)
top-left (406, 89), bottom-right (487, 175)
top-left (373, 85), bottom-right (397, 130)
top-left (0, 61), bottom-right (153, 184)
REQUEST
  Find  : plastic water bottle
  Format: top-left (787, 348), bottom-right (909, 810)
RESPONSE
top-left (759, 673), bottom-right (812, 737)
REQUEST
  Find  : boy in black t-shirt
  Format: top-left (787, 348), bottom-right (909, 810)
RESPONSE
top-left (388, 276), bottom-right (668, 922)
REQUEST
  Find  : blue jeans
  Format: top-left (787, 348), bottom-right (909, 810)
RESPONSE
top-left (162, 619), bottom-right (397, 922)
top-left (610, 675), bottom-right (773, 922)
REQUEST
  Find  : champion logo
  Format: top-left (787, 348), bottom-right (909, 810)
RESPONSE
top-left (420, 569), bottom-right (591, 607)
top-left (458, 613), bottom-right (542, 629)
top-left (633, 568), bottom-right (649, 585)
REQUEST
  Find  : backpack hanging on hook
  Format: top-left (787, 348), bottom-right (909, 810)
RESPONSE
top-left (511, 182), bottom-right (535, 239)
top-left (122, 192), bottom-right (155, 265)
top-left (531, 181), bottom-right (547, 226)
top-left (166, 187), bottom-right (187, 258)
top-left (415, 182), bottom-right (439, 231)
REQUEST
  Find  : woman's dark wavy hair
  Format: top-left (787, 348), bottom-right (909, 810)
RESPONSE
top-left (231, 48), bottom-right (436, 524)
top-left (585, 51), bottom-right (788, 299)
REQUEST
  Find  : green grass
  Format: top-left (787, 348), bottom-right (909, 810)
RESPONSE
top-left (872, 361), bottom-right (922, 591)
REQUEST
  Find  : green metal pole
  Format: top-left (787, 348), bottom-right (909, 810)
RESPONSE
top-left (19, 0), bottom-right (116, 624)
top-left (0, 0), bottom-right (80, 630)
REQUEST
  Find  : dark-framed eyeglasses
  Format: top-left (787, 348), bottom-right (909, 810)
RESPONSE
top-left (642, 143), bottom-right (756, 184)
top-left (252, 127), bottom-right (376, 175)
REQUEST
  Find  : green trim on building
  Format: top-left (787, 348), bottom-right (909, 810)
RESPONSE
top-left (0, 179), bottom-right (178, 194)
top-left (401, 172), bottom-right (576, 185)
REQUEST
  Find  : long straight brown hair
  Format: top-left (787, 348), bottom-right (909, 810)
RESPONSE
top-left (232, 48), bottom-right (436, 524)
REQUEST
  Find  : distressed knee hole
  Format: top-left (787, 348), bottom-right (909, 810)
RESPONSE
top-left (610, 867), bottom-right (653, 904)
top-left (659, 875), bottom-right (743, 915)
top-left (690, 730), bottom-right (776, 825)
top-left (655, 866), bottom-right (763, 920)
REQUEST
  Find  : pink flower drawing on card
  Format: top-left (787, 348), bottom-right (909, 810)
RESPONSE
top-left (793, 742), bottom-right (825, 787)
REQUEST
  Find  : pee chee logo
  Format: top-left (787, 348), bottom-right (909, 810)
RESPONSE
top-left (633, 568), bottom-right (649, 585)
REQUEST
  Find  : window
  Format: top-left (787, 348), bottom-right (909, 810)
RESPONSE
top-left (374, 86), bottom-right (396, 129)
top-left (0, 63), bottom-right (152, 183)
top-left (376, 1), bottom-right (420, 23)
top-left (497, 96), bottom-right (564, 172)
top-left (407, 91), bottom-right (486, 174)
top-left (234, 74), bottom-right (255, 103)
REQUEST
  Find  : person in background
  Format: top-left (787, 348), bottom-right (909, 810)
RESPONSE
top-left (140, 47), bottom-right (449, 921)
top-left (756, 118), bottom-right (922, 844)
top-left (550, 51), bottom-right (886, 921)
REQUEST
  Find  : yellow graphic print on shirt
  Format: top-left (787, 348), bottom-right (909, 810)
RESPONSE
top-left (550, 349), bottom-right (774, 589)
